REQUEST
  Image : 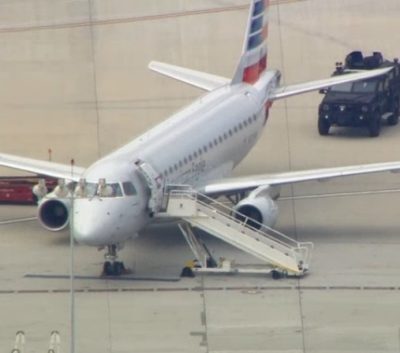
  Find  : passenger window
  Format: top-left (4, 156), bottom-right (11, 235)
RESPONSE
top-left (122, 182), bottom-right (137, 196)
top-left (218, 136), bottom-right (223, 143)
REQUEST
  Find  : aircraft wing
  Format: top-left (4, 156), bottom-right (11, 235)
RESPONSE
top-left (200, 161), bottom-right (400, 195)
top-left (270, 67), bottom-right (391, 101)
top-left (149, 61), bottom-right (230, 91)
top-left (0, 153), bottom-right (85, 181)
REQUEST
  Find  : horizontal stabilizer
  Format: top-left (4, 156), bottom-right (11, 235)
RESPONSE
top-left (149, 61), bottom-right (230, 91)
top-left (270, 67), bottom-right (391, 101)
top-left (0, 153), bottom-right (85, 181)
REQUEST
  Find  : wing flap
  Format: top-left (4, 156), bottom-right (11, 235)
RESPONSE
top-left (0, 153), bottom-right (85, 181)
top-left (201, 161), bottom-right (400, 195)
top-left (148, 61), bottom-right (230, 91)
top-left (270, 67), bottom-right (391, 101)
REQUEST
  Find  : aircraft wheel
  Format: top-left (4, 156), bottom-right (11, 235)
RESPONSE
top-left (112, 262), bottom-right (124, 276)
top-left (103, 261), bottom-right (113, 276)
top-left (271, 270), bottom-right (283, 280)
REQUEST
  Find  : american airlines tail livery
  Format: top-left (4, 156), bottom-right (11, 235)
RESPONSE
top-left (0, 0), bottom-right (398, 277)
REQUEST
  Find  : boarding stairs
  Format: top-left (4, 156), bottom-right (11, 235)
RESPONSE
top-left (161, 186), bottom-right (313, 277)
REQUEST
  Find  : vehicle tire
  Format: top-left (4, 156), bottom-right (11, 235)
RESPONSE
top-left (32, 193), bottom-right (39, 205)
top-left (368, 111), bottom-right (381, 137)
top-left (318, 116), bottom-right (330, 135)
top-left (180, 267), bottom-right (194, 278)
top-left (388, 99), bottom-right (399, 126)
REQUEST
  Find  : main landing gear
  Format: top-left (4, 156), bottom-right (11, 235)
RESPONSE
top-left (102, 244), bottom-right (130, 277)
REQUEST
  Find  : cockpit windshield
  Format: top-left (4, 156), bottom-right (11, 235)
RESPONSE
top-left (74, 179), bottom-right (136, 199)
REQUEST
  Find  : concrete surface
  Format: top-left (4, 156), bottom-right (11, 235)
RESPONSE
top-left (1, 0), bottom-right (400, 352)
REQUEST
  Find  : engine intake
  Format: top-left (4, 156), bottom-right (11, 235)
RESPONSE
top-left (234, 195), bottom-right (278, 229)
top-left (38, 198), bottom-right (70, 231)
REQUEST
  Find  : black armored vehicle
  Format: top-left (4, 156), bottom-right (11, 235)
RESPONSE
top-left (318, 51), bottom-right (400, 137)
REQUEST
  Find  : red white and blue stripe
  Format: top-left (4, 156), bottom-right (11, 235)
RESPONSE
top-left (241, 0), bottom-right (269, 84)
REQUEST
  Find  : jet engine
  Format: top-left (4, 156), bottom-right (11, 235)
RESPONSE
top-left (233, 185), bottom-right (280, 229)
top-left (38, 197), bottom-right (71, 231)
top-left (34, 179), bottom-right (72, 231)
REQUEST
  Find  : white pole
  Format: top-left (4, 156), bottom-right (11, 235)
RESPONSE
top-left (70, 159), bottom-right (76, 353)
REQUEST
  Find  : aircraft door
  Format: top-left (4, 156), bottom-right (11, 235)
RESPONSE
top-left (136, 161), bottom-right (164, 215)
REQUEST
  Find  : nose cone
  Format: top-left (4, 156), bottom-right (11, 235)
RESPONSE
top-left (72, 201), bottom-right (111, 246)
top-left (71, 198), bottom-right (148, 246)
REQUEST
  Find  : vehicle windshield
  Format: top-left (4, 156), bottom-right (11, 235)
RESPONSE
top-left (330, 82), bottom-right (353, 92)
top-left (353, 79), bottom-right (378, 93)
top-left (330, 79), bottom-right (378, 93)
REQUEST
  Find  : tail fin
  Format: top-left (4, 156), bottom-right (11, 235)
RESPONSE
top-left (232, 0), bottom-right (269, 85)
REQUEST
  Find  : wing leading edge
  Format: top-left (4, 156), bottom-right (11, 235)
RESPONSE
top-left (0, 153), bottom-right (85, 181)
top-left (201, 161), bottom-right (400, 195)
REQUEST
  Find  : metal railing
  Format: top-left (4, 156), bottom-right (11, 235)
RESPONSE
top-left (165, 187), bottom-right (313, 267)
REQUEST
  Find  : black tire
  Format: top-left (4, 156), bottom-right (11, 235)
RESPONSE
top-left (318, 115), bottom-right (330, 135)
top-left (103, 261), bottom-right (113, 276)
top-left (388, 99), bottom-right (399, 126)
top-left (368, 111), bottom-right (381, 137)
top-left (180, 267), bottom-right (194, 278)
top-left (112, 262), bottom-right (123, 276)
top-left (32, 193), bottom-right (39, 205)
top-left (271, 270), bottom-right (283, 280)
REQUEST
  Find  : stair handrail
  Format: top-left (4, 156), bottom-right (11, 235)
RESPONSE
top-left (167, 188), bottom-right (313, 252)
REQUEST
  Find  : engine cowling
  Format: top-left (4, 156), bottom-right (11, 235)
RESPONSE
top-left (234, 195), bottom-right (278, 229)
top-left (38, 197), bottom-right (71, 231)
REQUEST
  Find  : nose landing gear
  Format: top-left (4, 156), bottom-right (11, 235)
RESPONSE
top-left (102, 244), bottom-right (130, 277)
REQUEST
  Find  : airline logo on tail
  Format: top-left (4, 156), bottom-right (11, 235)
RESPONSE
top-left (235, 0), bottom-right (269, 84)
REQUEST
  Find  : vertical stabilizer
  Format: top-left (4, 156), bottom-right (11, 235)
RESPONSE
top-left (232, 0), bottom-right (269, 85)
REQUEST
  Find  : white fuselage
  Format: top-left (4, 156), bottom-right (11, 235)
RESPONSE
top-left (72, 70), bottom-right (280, 246)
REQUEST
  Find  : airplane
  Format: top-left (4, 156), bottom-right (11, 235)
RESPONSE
top-left (0, 0), bottom-right (399, 276)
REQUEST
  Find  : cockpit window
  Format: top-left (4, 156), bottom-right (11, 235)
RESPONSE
top-left (122, 181), bottom-right (137, 196)
top-left (74, 181), bottom-right (123, 198)
top-left (102, 183), bottom-right (123, 197)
